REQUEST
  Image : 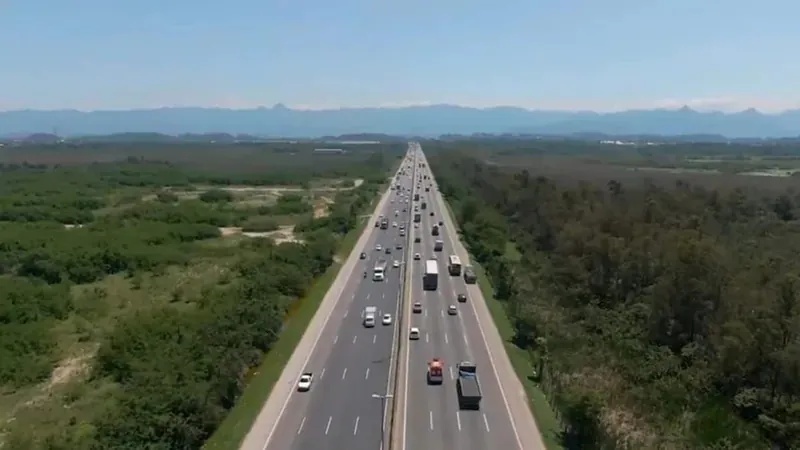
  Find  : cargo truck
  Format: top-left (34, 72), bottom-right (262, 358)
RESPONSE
top-left (463, 265), bottom-right (477, 284)
top-left (456, 361), bottom-right (482, 410)
top-left (363, 306), bottom-right (377, 327)
top-left (373, 260), bottom-right (387, 281)
top-left (427, 358), bottom-right (444, 385)
top-left (423, 259), bottom-right (439, 291)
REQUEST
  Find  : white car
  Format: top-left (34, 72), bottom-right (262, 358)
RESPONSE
top-left (375, 244), bottom-right (382, 251)
top-left (382, 313), bottom-right (393, 325)
top-left (393, 260), bottom-right (400, 268)
top-left (414, 253), bottom-right (421, 260)
top-left (448, 305), bottom-right (458, 316)
top-left (409, 327), bottom-right (420, 340)
top-left (297, 373), bottom-right (313, 391)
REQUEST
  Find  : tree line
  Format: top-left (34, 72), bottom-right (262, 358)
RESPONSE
top-left (429, 149), bottom-right (800, 449)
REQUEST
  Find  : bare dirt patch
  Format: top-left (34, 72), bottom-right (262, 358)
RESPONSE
top-left (48, 352), bottom-right (94, 390)
top-left (218, 226), bottom-right (302, 244)
top-left (313, 196), bottom-right (335, 218)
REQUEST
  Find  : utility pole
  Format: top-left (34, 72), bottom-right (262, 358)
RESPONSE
top-left (372, 392), bottom-right (394, 449)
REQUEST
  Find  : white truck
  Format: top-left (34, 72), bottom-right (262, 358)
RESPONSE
top-left (364, 306), bottom-right (377, 327)
top-left (373, 259), bottom-right (387, 281)
top-left (423, 259), bottom-right (439, 291)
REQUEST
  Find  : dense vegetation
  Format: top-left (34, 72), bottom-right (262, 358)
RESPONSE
top-left (0, 142), bottom-right (400, 449)
top-left (428, 140), bottom-right (800, 450)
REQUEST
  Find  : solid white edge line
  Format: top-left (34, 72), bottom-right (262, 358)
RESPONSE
top-left (438, 170), bottom-right (526, 450)
top-left (258, 181), bottom-right (395, 450)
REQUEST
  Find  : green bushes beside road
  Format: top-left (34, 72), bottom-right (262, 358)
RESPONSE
top-left (427, 140), bottom-right (800, 450)
top-left (0, 142), bottom-right (401, 449)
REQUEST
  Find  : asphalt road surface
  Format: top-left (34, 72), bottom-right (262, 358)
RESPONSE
top-left (253, 151), bottom-right (418, 450)
top-left (400, 150), bottom-right (528, 450)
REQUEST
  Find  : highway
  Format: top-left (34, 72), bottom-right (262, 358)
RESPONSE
top-left (246, 150), bottom-right (417, 450)
top-left (400, 147), bottom-right (529, 450)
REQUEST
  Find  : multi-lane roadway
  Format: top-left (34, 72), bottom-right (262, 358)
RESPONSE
top-left (399, 149), bottom-right (525, 450)
top-left (241, 144), bottom-right (544, 450)
top-left (248, 151), bottom-right (418, 450)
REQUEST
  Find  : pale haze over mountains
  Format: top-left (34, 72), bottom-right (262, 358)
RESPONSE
top-left (3, 104), bottom-right (800, 139)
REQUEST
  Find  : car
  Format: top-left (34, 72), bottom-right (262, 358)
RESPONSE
top-left (414, 236), bottom-right (421, 243)
top-left (414, 223), bottom-right (420, 229)
top-left (393, 260), bottom-right (400, 268)
top-left (413, 302), bottom-right (422, 313)
top-left (385, 247), bottom-right (392, 254)
top-left (409, 327), bottom-right (420, 340)
top-left (430, 212), bottom-right (434, 216)
top-left (360, 252), bottom-right (367, 260)
top-left (438, 221), bottom-right (443, 226)
top-left (382, 313), bottom-right (393, 325)
top-left (396, 243), bottom-right (403, 250)
top-left (414, 253), bottom-right (421, 260)
top-left (457, 293), bottom-right (467, 303)
top-left (375, 244), bottom-right (382, 251)
top-left (297, 373), bottom-right (313, 391)
top-left (431, 254), bottom-right (437, 260)
top-left (399, 230), bottom-right (406, 237)
top-left (448, 305), bottom-right (458, 315)
top-left (392, 222), bottom-right (398, 227)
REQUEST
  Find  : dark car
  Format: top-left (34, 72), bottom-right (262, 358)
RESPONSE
top-left (457, 294), bottom-right (467, 303)
top-left (438, 221), bottom-right (443, 226)
top-left (430, 212), bottom-right (434, 216)
top-left (360, 252), bottom-right (367, 260)
top-left (385, 247), bottom-right (392, 254)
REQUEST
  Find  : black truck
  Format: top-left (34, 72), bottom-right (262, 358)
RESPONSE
top-left (456, 362), bottom-right (482, 410)
top-left (463, 265), bottom-right (477, 284)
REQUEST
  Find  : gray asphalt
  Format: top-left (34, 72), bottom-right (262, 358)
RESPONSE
top-left (265, 152), bottom-right (417, 450)
top-left (404, 150), bottom-right (521, 450)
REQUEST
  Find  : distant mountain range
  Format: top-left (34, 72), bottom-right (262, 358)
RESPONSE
top-left (3, 104), bottom-right (800, 138)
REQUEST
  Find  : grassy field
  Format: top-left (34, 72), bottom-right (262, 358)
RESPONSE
top-left (0, 177), bottom-right (376, 448)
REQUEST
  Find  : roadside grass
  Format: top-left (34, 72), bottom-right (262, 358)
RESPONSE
top-left (0, 258), bottom-right (233, 441)
top-left (203, 195), bottom-right (379, 450)
top-left (443, 202), bottom-right (565, 450)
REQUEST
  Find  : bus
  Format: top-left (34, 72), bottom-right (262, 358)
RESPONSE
top-left (448, 255), bottom-right (462, 276)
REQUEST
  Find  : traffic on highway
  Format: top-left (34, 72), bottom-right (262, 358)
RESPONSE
top-left (256, 151), bottom-right (416, 450)
top-left (244, 144), bottom-right (538, 450)
top-left (399, 147), bottom-right (525, 450)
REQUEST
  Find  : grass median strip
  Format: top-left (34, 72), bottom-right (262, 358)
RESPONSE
top-left (204, 199), bottom-right (376, 450)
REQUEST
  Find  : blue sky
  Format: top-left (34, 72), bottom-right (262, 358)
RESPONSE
top-left (1, 0), bottom-right (798, 112)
